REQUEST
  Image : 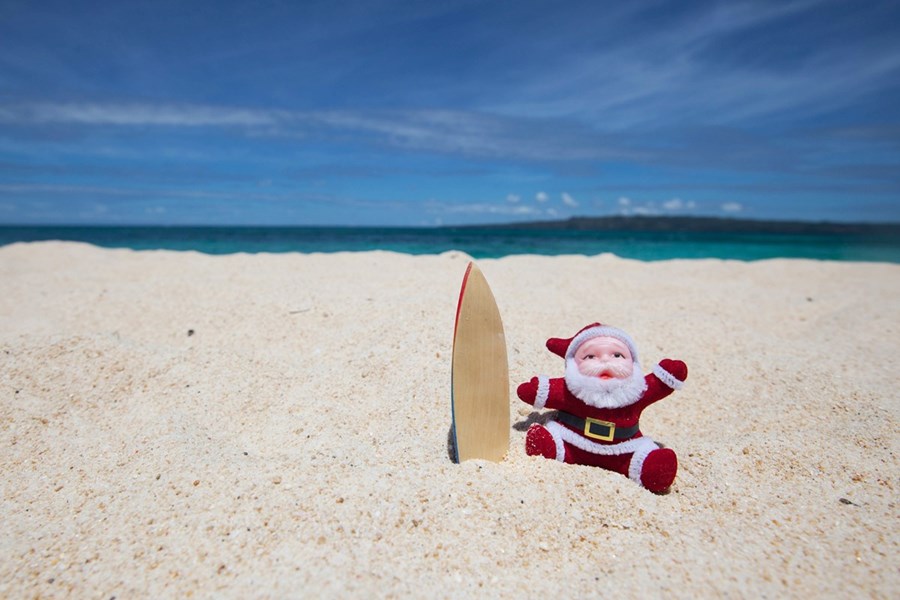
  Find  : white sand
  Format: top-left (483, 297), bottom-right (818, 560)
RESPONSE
top-left (1, 242), bottom-right (897, 598)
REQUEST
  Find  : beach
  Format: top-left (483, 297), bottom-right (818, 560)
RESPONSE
top-left (1, 241), bottom-right (897, 597)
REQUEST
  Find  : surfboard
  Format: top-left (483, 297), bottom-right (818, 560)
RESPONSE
top-left (451, 262), bottom-right (510, 463)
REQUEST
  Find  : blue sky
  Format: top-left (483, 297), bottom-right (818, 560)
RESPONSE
top-left (1, 0), bottom-right (898, 226)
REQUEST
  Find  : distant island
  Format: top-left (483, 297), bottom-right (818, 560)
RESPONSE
top-left (448, 215), bottom-right (900, 236)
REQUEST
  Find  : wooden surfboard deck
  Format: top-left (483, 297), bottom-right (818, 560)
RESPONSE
top-left (451, 262), bottom-right (509, 463)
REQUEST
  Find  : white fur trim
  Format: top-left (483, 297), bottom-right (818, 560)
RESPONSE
top-left (628, 441), bottom-right (659, 485)
top-left (567, 325), bottom-right (639, 362)
top-left (564, 359), bottom-right (647, 409)
top-left (543, 422), bottom-right (567, 462)
top-left (535, 376), bottom-right (550, 410)
top-left (652, 363), bottom-right (684, 390)
top-left (545, 420), bottom-right (656, 457)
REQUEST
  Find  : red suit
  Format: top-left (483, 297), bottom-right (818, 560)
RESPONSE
top-left (517, 323), bottom-right (687, 493)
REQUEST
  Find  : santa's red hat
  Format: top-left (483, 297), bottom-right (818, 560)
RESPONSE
top-left (546, 323), bottom-right (640, 363)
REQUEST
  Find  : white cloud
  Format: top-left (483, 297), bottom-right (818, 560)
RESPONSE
top-left (506, 193), bottom-right (521, 203)
top-left (561, 192), bottom-right (578, 207)
top-left (662, 197), bottom-right (697, 211)
top-left (616, 197), bottom-right (661, 216)
top-left (546, 207), bottom-right (559, 217)
top-left (632, 204), bottom-right (659, 215)
top-left (721, 202), bottom-right (743, 212)
top-left (616, 196), bottom-right (703, 216)
top-left (536, 191), bottom-right (549, 202)
top-left (424, 199), bottom-right (540, 216)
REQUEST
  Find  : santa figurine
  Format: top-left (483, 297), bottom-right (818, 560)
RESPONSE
top-left (517, 323), bottom-right (687, 493)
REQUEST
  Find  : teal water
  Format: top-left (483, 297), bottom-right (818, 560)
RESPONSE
top-left (1, 226), bottom-right (899, 262)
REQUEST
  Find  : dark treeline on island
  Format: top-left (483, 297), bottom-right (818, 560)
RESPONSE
top-left (447, 216), bottom-right (900, 236)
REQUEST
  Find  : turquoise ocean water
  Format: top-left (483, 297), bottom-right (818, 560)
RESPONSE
top-left (1, 226), bottom-right (899, 263)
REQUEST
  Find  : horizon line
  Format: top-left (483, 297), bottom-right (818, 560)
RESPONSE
top-left (2, 214), bottom-right (900, 228)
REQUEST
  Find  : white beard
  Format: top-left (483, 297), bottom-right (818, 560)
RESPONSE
top-left (564, 359), bottom-right (647, 409)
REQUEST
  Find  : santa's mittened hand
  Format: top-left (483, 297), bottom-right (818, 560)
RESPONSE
top-left (517, 378), bottom-right (539, 404)
top-left (657, 359), bottom-right (688, 385)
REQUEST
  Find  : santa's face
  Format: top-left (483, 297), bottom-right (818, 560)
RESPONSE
top-left (573, 337), bottom-right (634, 380)
top-left (566, 336), bottom-right (645, 409)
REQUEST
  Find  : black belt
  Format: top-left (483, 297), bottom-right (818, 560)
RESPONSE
top-left (555, 412), bottom-right (639, 442)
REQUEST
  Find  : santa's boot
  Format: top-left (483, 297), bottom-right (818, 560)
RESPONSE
top-left (525, 424), bottom-right (557, 460)
top-left (639, 448), bottom-right (678, 493)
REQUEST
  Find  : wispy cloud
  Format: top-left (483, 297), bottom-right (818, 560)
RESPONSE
top-left (22, 102), bottom-right (279, 127)
top-left (0, 183), bottom-right (151, 197)
top-left (1, 98), bottom-right (892, 182)
top-left (0, 101), bottom-right (641, 164)
top-left (561, 192), bottom-right (578, 207)
top-left (0, 182), bottom-right (377, 210)
top-left (493, 1), bottom-right (900, 129)
top-left (298, 109), bottom-right (640, 162)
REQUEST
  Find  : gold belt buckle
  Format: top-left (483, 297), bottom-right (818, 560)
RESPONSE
top-left (584, 417), bottom-right (616, 442)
